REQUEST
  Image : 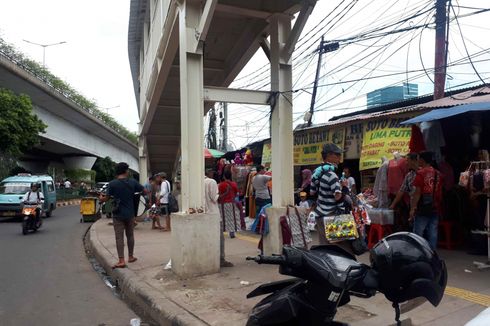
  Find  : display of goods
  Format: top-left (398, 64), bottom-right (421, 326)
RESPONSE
top-left (459, 171), bottom-right (470, 188)
top-left (231, 165), bottom-right (252, 193)
top-left (367, 208), bottom-right (394, 225)
top-left (324, 214), bottom-right (359, 241)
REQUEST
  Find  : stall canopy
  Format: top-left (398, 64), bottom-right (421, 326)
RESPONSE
top-left (204, 148), bottom-right (225, 159)
top-left (401, 102), bottom-right (490, 125)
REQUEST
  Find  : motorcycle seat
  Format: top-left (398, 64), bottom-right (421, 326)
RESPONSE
top-left (306, 245), bottom-right (366, 289)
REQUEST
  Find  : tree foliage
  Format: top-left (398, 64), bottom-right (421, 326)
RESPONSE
top-left (0, 88), bottom-right (47, 156)
top-left (92, 157), bottom-right (116, 182)
top-left (0, 37), bottom-right (137, 144)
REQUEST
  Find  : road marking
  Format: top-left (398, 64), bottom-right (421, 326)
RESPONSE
top-left (445, 286), bottom-right (490, 307)
top-left (225, 232), bottom-right (259, 244)
top-left (231, 233), bottom-right (490, 307)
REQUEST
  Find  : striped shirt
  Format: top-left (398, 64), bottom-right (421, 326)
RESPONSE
top-left (311, 170), bottom-right (342, 216)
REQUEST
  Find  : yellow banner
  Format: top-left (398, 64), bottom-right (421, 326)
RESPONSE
top-left (359, 117), bottom-right (411, 171)
top-left (293, 128), bottom-right (344, 166)
top-left (261, 142), bottom-right (272, 167)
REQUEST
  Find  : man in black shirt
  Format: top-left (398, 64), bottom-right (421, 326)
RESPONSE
top-left (100, 162), bottom-right (144, 269)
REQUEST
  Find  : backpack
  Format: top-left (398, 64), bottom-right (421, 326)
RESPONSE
top-left (165, 181), bottom-right (179, 213)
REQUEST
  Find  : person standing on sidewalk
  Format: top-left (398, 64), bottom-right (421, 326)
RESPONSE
top-left (218, 170), bottom-right (240, 239)
top-left (310, 143), bottom-right (343, 245)
top-left (100, 162), bottom-right (144, 269)
top-left (410, 151), bottom-right (443, 250)
top-left (252, 165), bottom-right (272, 217)
top-left (156, 172), bottom-right (171, 231)
top-left (205, 169), bottom-right (233, 267)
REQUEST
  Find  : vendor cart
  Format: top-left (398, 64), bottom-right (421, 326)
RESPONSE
top-left (80, 196), bottom-right (101, 223)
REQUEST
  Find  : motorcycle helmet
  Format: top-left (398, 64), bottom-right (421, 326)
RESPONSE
top-left (370, 232), bottom-right (447, 307)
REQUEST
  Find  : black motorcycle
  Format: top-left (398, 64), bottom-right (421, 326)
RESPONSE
top-left (246, 233), bottom-right (447, 326)
top-left (21, 202), bottom-right (43, 235)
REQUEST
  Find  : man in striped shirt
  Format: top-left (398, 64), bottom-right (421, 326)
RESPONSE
top-left (310, 143), bottom-right (343, 245)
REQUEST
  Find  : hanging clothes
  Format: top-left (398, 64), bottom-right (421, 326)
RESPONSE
top-left (387, 157), bottom-right (408, 196)
top-left (420, 121), bottom-right (446, 162)
top-left (409, 125), bottom-right (426, 153)
top-left (373, 160), bottom-right (390, 208)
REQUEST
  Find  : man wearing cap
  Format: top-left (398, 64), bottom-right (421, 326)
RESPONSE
top-left (310, 143), bottom-right (343, 245)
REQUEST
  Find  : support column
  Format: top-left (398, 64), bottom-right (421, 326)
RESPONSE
top-left (264, 14), bottom-right (295, 255)
top-left (138, 132), bottom-right (149, 183)
top-left (171, 0), bottom-right (220, 278)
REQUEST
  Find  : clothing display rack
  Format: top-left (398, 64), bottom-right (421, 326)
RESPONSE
top-left (469, 161), bottom-right (490, 271)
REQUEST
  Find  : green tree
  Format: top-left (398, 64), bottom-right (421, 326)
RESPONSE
top-left (0, 88), bottom-right (47, 156)
top-left (92, 156), bottom-right (116, 182)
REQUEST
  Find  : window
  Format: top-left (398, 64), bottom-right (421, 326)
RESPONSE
top-left (47, 181), bottom-right (55, 192)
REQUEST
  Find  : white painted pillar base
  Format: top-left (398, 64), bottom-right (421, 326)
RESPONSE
top-left (263, 207), bottom-right (286, 255)
top-left (171, 212), bottom-right (220, 278)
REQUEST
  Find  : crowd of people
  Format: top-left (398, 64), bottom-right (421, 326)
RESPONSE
top-left (101, 145), bottom-right (445, 269)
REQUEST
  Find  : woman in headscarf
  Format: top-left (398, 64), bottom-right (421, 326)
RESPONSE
top-left (295, 169), bottom-right (313, 204)
top-left (299, 169), bottom-right (312, 194)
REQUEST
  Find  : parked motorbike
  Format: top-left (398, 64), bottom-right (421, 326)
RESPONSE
top-left (246, 232), bottom-right (447, 326)
top-left (21, 202), bottom-right (43, 235)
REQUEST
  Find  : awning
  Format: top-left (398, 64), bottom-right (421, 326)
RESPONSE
top-left (401, 101), bottom-right (490, 125)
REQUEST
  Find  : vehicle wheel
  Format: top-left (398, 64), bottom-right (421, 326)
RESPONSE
top-left (22, 220), bottom-right (28, 235)
top-left (45, 205), bottom-right (53, 218)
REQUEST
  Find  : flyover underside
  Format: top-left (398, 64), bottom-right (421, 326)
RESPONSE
top-left (0, 55), bottom-right (139, 171)
top-left (144, 0), bottom-right (302, 175)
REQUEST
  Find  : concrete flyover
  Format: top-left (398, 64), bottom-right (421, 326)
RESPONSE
top-left (0, 53), bottom-right (139, 172)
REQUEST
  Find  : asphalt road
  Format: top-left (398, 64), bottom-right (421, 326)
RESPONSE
top-left (0, 205), bottom-right (139, 326)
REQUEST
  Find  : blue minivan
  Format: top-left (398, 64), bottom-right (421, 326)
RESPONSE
top-left (0, 174), bottom-right (57, 219)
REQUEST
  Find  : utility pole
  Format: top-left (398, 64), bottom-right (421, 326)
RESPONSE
top-left (219, 102), bottom-right (228, 151)
top-left (433, 0), bottom-right (449, 100)
top-left (307, 37), bottom-right (339, 126)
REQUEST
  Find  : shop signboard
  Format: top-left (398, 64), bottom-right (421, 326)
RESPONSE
top-left (344, 122), bottom-right (364, 159)
top-left (261, 141), bottom-right (272, 166)
top-left (359, 116), bottom-right (411, 171)
top-left (293, 127), bottom-right (345, 166)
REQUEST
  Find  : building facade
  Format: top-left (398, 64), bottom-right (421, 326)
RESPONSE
top-left (367, 83), bottom-right (418, 109)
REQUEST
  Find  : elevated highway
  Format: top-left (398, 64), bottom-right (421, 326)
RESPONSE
top-left (0, 53), bottom-right (139, 172)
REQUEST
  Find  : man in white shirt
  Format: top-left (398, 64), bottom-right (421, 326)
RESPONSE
top-left (156, 172), bottom-right (171, 230)
top-left (343, 167), bottom-right (357, 195)
top-left (22, 183), bottom-right (44, 220)
top-left (204, 169), bottom-right (233, 267)
top-left (64, 179), bottom-right (71, 189)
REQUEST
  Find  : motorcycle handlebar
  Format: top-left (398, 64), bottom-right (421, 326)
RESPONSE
top-left (246, 255), bottom-right (286, 265)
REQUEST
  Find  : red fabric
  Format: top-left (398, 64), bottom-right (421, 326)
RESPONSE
top-left (438, 161), bottom-right (455, 190)
top-left (413, 166), bottom-right (443, 214)
top-left (218, 181), bottom-right (238, 203)
top-left (409, 125), bottom-right (426, 153)
top-left (387, 158), bottom-right (408, 195)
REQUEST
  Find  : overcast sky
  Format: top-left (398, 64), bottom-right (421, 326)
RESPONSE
top-left (1, 0), bottom-right (489, 148)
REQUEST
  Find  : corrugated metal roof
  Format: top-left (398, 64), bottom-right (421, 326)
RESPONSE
top-left (297, 84), bottom-right (490, 132)
top-left (417, 86), bottom-right (490, 108)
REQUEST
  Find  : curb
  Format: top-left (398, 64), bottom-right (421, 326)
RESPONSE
top-left (88, 220), bottom-right (209, 326)
top-left (56, 199), bottom-right (81, 208)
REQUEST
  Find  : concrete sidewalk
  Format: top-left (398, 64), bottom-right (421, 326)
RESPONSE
top-left (89, 219), bottom-right (490, 325)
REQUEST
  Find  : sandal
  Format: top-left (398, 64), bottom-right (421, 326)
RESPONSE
top-left (128, 257), bottom-right (138, 263)
top-left (112, 263), bottom-right (127, 269)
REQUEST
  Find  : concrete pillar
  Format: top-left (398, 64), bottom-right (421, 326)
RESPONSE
top-left (62, 156), bottom-right (97, 170)
top-left (263, 14), bottom-right (295, 255)
top-left (270, 14), bottom-right (294, 207)
top-left (138, 132), bottom-right (149, 183)
top-left (171, 0), bottom-right (220, 277)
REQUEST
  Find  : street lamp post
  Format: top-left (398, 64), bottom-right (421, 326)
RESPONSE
top-left (23, 39), bottom-right (67, 67)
